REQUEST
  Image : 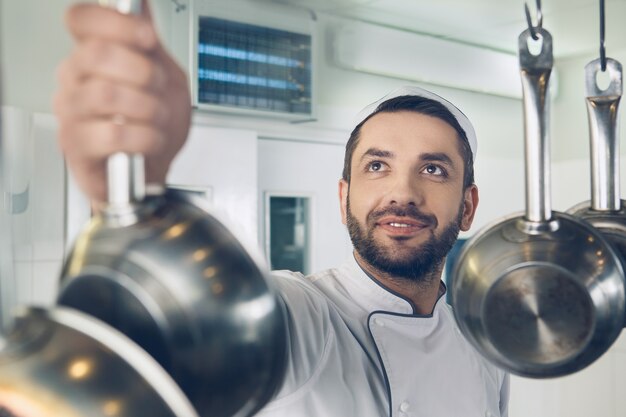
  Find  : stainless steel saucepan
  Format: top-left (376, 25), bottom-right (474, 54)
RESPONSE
top-left (0, 306), bottom-right (199, 417)
top-left (450, 27), bottom-right (626, 377)
top-left (567, 58), bottom-right (626, 324)
top-left (0, 4), bottom-right (212, 416)
top-left (57, 1), bottom-right (287, 416)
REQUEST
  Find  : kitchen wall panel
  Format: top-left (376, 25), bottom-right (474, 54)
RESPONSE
top-left (168, 123), bottom-right (260, 248)
top-left (257, 138), bottom-right (352, 273)
top-left (612, 348), bottom-right (626, 417)
top-left (1, 109), bottom-right (64, 309)
top-left (555, 351), bottom-right (615, 417)
top-left (31, 261), bottom-right (62, 306)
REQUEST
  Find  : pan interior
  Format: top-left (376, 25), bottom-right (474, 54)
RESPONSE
top-left (58, 275), bottom-right (172, 372)
top-left (483, 264), bottom-right (594, 366)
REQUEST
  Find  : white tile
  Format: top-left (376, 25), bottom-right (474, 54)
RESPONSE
top-left (31, 261), bottom-right (61, 306)
top-left (13, 261), bottom-right (33, 305)
top-left (31, 113), bottom-right (65, 262)
top-left (10, 189), bottom-right (34, 262)
top-left (33, 242), bottom-right (64, 262)
top-left (12, 242), bottom-right (33, 262)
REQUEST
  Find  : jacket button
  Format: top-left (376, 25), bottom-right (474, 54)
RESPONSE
top-left (399, 401), bottom-right (410, 412)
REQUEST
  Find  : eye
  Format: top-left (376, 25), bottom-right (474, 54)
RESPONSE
top-left (367, 161), bottom-right (386, 172)
top-left (422, 164), bottom-right (447, 176)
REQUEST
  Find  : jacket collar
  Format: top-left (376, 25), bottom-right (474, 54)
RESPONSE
top-left (339, 254), bottom-right (447, 316)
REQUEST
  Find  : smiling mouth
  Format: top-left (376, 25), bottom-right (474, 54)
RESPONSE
top-left (376, 217), bottom-right (431, 236)
top-left (388, 222), bottom-right (415, 228)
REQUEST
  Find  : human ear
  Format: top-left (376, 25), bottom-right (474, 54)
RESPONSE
top-left (339, 179), bottom-right (349, 226)
top-left (460, 184), bottom-right (479, 231)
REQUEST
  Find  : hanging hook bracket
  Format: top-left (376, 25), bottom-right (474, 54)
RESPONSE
top-left (524, 0), bottom-right (543, 41)
top-left (170, 0), bottom-right (186, 13)
top-left (599, 0), bottom-right (607, 71)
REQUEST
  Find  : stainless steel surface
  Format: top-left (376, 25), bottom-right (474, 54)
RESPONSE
top-left (0, 306), bottom-right (198, 417)
top-left (585, 58), bottom-right (622, 211)
top-left (108, 152), bottom-right (145, 207)
top-left (451, 26), bottom-right (626, 378)
top-left (59, 190), bottom-right (287, 417)
top-left (566, 57), bottom-right (626, 324)
top-left (520, 27), bottom-right (552, 223)
top-left (58, 4), bottom-right (287, 416)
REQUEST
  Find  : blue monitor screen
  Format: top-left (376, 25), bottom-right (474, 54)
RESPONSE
top-left (198, 17), bottom-right (312, 115)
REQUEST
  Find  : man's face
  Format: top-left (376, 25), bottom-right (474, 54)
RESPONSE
top-left (339, 111), bottom-right (478, 281)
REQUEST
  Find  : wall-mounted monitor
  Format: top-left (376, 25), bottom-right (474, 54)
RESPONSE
top-left (188, 0), bottom-right (316, 120)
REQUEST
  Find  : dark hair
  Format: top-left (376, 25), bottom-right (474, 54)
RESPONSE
top-left (342, 95), bottom-right (475, 189)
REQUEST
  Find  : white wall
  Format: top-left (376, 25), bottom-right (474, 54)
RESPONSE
top-left (257, 138), bottom-right (353, 272)
top-left (552, 46), bottom-right (626, 163)
top-left (0, 0), bottom-right (75, 112)
top-left (168, 123), bottom-right (259, 243)
top-left (2, 109), bottom-right (64, 308)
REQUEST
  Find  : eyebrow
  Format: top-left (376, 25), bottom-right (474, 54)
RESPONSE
top-left (360, 149), bottom-right (456, 166)
top-left (421, 152), bottom-right (455, 167)
top-left (359, 147), bottom-right (394, 163)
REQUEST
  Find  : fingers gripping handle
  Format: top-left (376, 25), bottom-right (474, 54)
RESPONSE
top-left (100, 0), bottom-right (146, 206)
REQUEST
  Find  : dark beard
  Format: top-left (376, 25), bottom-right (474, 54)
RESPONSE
top-left (346, 195), bottom-right (463, 283)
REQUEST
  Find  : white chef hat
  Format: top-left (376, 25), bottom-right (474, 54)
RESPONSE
top-left (353, 86), bottom-right (478, 161)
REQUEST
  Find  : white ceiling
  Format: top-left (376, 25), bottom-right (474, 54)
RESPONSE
top-left (267, 0), bottom-right (626, 58)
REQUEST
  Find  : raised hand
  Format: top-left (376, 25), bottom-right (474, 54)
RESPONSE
top-left (54, 0), bottom-right (192, 204)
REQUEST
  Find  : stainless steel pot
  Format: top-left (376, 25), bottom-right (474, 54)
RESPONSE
top-left (450, 27), bottom-right (626, 377)
top-left (57, 2), bottom-right (287, 416)
top-left (0, 306), bottom-right (198, 417)
top-left (59, 188), bottom-right (287, 417)
top-left (567, 58), bottom-right (626, 324)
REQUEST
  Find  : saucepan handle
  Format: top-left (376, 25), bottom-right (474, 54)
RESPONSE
top-left (100, 0), bottom-right (146, 207)
top-left (519, 28), bottom-right (554, 223)
top-left (585, 58), bottom-right (623, 212)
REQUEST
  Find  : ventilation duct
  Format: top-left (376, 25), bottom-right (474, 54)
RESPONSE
top-left (333, 21), bottom-right (524, 99)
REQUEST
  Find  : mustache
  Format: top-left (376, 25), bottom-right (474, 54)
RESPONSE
top-left (368, 205), bottom-right (438, 227)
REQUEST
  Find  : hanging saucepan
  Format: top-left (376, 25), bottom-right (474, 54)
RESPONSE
top-left (450, 26), bottom-right (626, 377)
top-left (0, 306), bottom-right (199, 417)
top-left (567, 58), bottom-right (626, 325)
top-left (56, 1), bottom-right (287, 416)
top-left (0, 21), bottom-right (195, 417)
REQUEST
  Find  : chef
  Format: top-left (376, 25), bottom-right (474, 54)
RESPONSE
top-left (53, 1), bottom-right (509, 416)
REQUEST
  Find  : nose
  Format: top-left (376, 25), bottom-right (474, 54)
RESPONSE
top-left (386, 173), bottom-right (423, 207)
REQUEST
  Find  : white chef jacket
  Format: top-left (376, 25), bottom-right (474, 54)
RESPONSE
top-left (256, 256), bottom-right (509, 417)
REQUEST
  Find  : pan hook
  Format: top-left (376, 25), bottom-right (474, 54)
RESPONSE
top-left (599, 0), bottom-right (607, 71)
top-left (524, 0), bottom-right (543, 41)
